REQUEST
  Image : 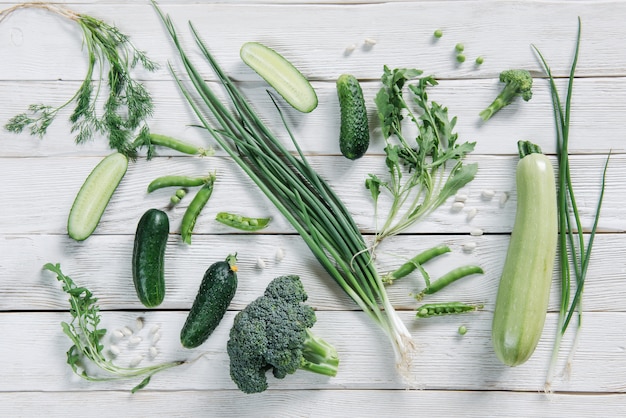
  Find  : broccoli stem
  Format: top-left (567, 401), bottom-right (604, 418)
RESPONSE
top-left (300, 329), bottom-right (339, 377)
top-left (479, 83), bottom-right (519, 121)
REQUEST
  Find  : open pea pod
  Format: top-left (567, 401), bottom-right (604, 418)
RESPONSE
top-left (215, 212), bottom-right (271, 232)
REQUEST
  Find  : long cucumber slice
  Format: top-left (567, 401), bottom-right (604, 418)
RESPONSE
top-left (240, 41), bottom-right (318, 113)
top-left (68, 152), bottom-right (128, 241)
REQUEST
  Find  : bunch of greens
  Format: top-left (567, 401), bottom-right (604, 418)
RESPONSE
top-left (153, 3), bottom-right (415, 377)
top-left (1, 3), bottom-right (157, 158)
top-left (44, 263), bottom-right (186, 393)
top-left (366, 67), bottom-right (478, 248)
top-left (533, 18), bottom-right (610, 391)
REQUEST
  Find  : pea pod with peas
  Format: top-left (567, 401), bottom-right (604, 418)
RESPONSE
top-left (215, 212), bottom-right (271, 232)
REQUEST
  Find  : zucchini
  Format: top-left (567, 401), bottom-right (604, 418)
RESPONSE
top-left (337, 74), bottom-right (370, 160)
top-left (180, 254), bottom-right (238, 348)
top-left (240, 41), bottom-right (318, 113)
top-left (132, 208), bottom-right (170, 308)
top-left (67, 152), bottom-right (128, 241)
top-left (492, 141), bottom-right (558, 366)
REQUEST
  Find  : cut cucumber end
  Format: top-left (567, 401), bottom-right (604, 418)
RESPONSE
top-left (240, 41), bottom-right (318, 113)
top-left (67, 153), bottom-right (128, 241)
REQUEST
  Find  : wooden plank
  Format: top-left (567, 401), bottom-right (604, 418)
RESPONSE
top-left (0, 309), bottom-right (624, 393)
top-left (1, 233), bottom-right (625, 313)
top-left (0, 2), bottom-right (624, 82)
top-left (1, 76), bottom-right (625, 158)
top-left (1, 389), bottom-right (625, 417)
top-left (0, 154), bottom-right (622, 235)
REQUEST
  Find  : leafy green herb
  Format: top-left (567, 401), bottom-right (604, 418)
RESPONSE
top-left (44, 262), bottom-right (185, 393)
top-left (533, 18), bottom-right (610, 391)
top-left (1, 3), bottom-right (158, 158)
top-left (368, 66), bottom-right (477, 248)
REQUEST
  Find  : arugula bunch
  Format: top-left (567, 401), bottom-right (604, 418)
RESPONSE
top-left (366, 67), bottom-right (478, 248)
top-left (44, 263), bottom-right (185, 393)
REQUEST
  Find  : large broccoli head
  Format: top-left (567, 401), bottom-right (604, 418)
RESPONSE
top-left (227, 275), bottom-right (338, 394)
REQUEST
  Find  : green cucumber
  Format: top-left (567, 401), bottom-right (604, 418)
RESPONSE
top-left (68, 152), bottom-right (128, 241)
top-left (492, 141), bottom-right (558, 366)
top-left (132, 208), bottom-right (170, 308)
top-left (240, 41), bottom-right (318, 113)
top-left (337, 74), bottom-right (370, 160)
top-left (180, 254), bottom-right (238, 348)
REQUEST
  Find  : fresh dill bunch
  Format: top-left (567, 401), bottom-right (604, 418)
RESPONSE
top-left (43, 262), bottom-right (186, 393)
top-left (1, 3), bottom-right (158, 158)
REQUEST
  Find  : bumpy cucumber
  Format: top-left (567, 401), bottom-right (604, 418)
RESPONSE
top-left (132, 208), bottom-right (170, 308)
top-left (240, 41), bottom-right (318, 113)
top-left (492, 141), bottom-right (558, 366)
top-left (67, 152), bottom-right (128, 241)
top-left (180, 254), bottom-right (238, 348)
top-left (337, 74), bottom-right (370, 160)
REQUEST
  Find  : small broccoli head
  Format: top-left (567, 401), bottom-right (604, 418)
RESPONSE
top-left (227, 275), bottom-right (338, 394)
top-left (499, 69), bottom-right (533, 101)
top-left (480, 69), bottom-right (533, 121)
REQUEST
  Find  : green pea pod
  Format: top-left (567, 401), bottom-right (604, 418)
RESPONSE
top-left (422, 265), bottom-right (484, 295)
top-left (416, 302), bottom-right (483, 318)
top-left (181, 175), bottom-right (216, 244)
top-left (215, 212), bottom-right (271, 231)
top-left (147, 175), bottom-right (212, 193)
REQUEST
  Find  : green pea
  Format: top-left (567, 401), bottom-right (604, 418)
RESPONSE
top-left (433, 29), bottom-right (443, 38)
top-left (215, 212), bottom-right (271, 232)
top-left (458, 325), bottom-right (468, 335)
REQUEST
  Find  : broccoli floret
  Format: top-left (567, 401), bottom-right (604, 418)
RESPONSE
top-left (227, 275), bottom-right (339, 394)
top-left (479, 69), bottom-right (533, 121)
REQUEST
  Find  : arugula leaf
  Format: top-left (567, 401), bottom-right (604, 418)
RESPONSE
top-left (44, 263), bottom-right (186, 392)
top-left (368, 68), bottom-right (477, 247)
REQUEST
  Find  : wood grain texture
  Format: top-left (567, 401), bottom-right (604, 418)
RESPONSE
top-left (0, 0), bottom-right (624, 414)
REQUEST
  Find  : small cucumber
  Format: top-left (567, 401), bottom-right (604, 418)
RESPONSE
top-left (240, 41), bottom-right (318, 113)
top-left (337, 74), bottom-right (370, 160)
top-left (492, 141), bottom-right (558, 367)
top-left (180, 254), bottom-right (238, 348)
top-left (68, 152), bottom-right (128, 241)
top-left (132, 208), bottom-right (170, 308)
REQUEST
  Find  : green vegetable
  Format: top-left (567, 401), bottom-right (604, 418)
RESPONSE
top-left (132, 208), bottom-right (169, 308)
top-left (336, 74), bottom-right (370, 160)
top-left (227, 275), bottom-right (339, 394)
top-left (533, 19), bottom-right (610, 389)
top-left (180, 174), bottom-right (216, 244)
top-left (382, 244), bottom-right (451, 284)
top-left (215, 212), bottom-right (271, 231)
top-left (491, 141), bottom-right (558, 367)
top-left (416, 302), bottom-right (483, 318)
top-left (43, 263), bottom-right (185, 392)
top-left (367, 67), bottom-right (477, 249)
top-left (169, 188), bottom-right (188, 206)
top-left (1, 3), bottom-right (157, 158)
top-left (180, 255), bottom-right (238, 348)
top-left (458, 325), bottom-right (467, 335)
top-left (456, 54), bottom-right (466, 63)
top-left (433, 29), bottom-right (443, 38)
top-left (455, 43), bottom-right (464, 52)
top-left (154, 5), bottom-right (414, 376)
top-left (147, 174), bottom-right (213, 193)
top-left (67, 152), bottom-right (128, 241)
top-left (421, 265), bottom-right (484, 296)
top-left (479, 69), bottom-right (533, 121)
top-left (134, 130), bottom-right (214, 159)
top-left (240, 41), bottom-right (318, 113)
top-left (475, 56), bottom-right (484, 65)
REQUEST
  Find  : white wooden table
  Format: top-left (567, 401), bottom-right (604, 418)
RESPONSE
top-left (1, 1), bottom-right (625, 416)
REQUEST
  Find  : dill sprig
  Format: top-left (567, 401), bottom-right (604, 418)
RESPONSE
top-left (43, 262), bottom-right (186, 393)
top-left (1, 3), bottom-right (158, 158)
